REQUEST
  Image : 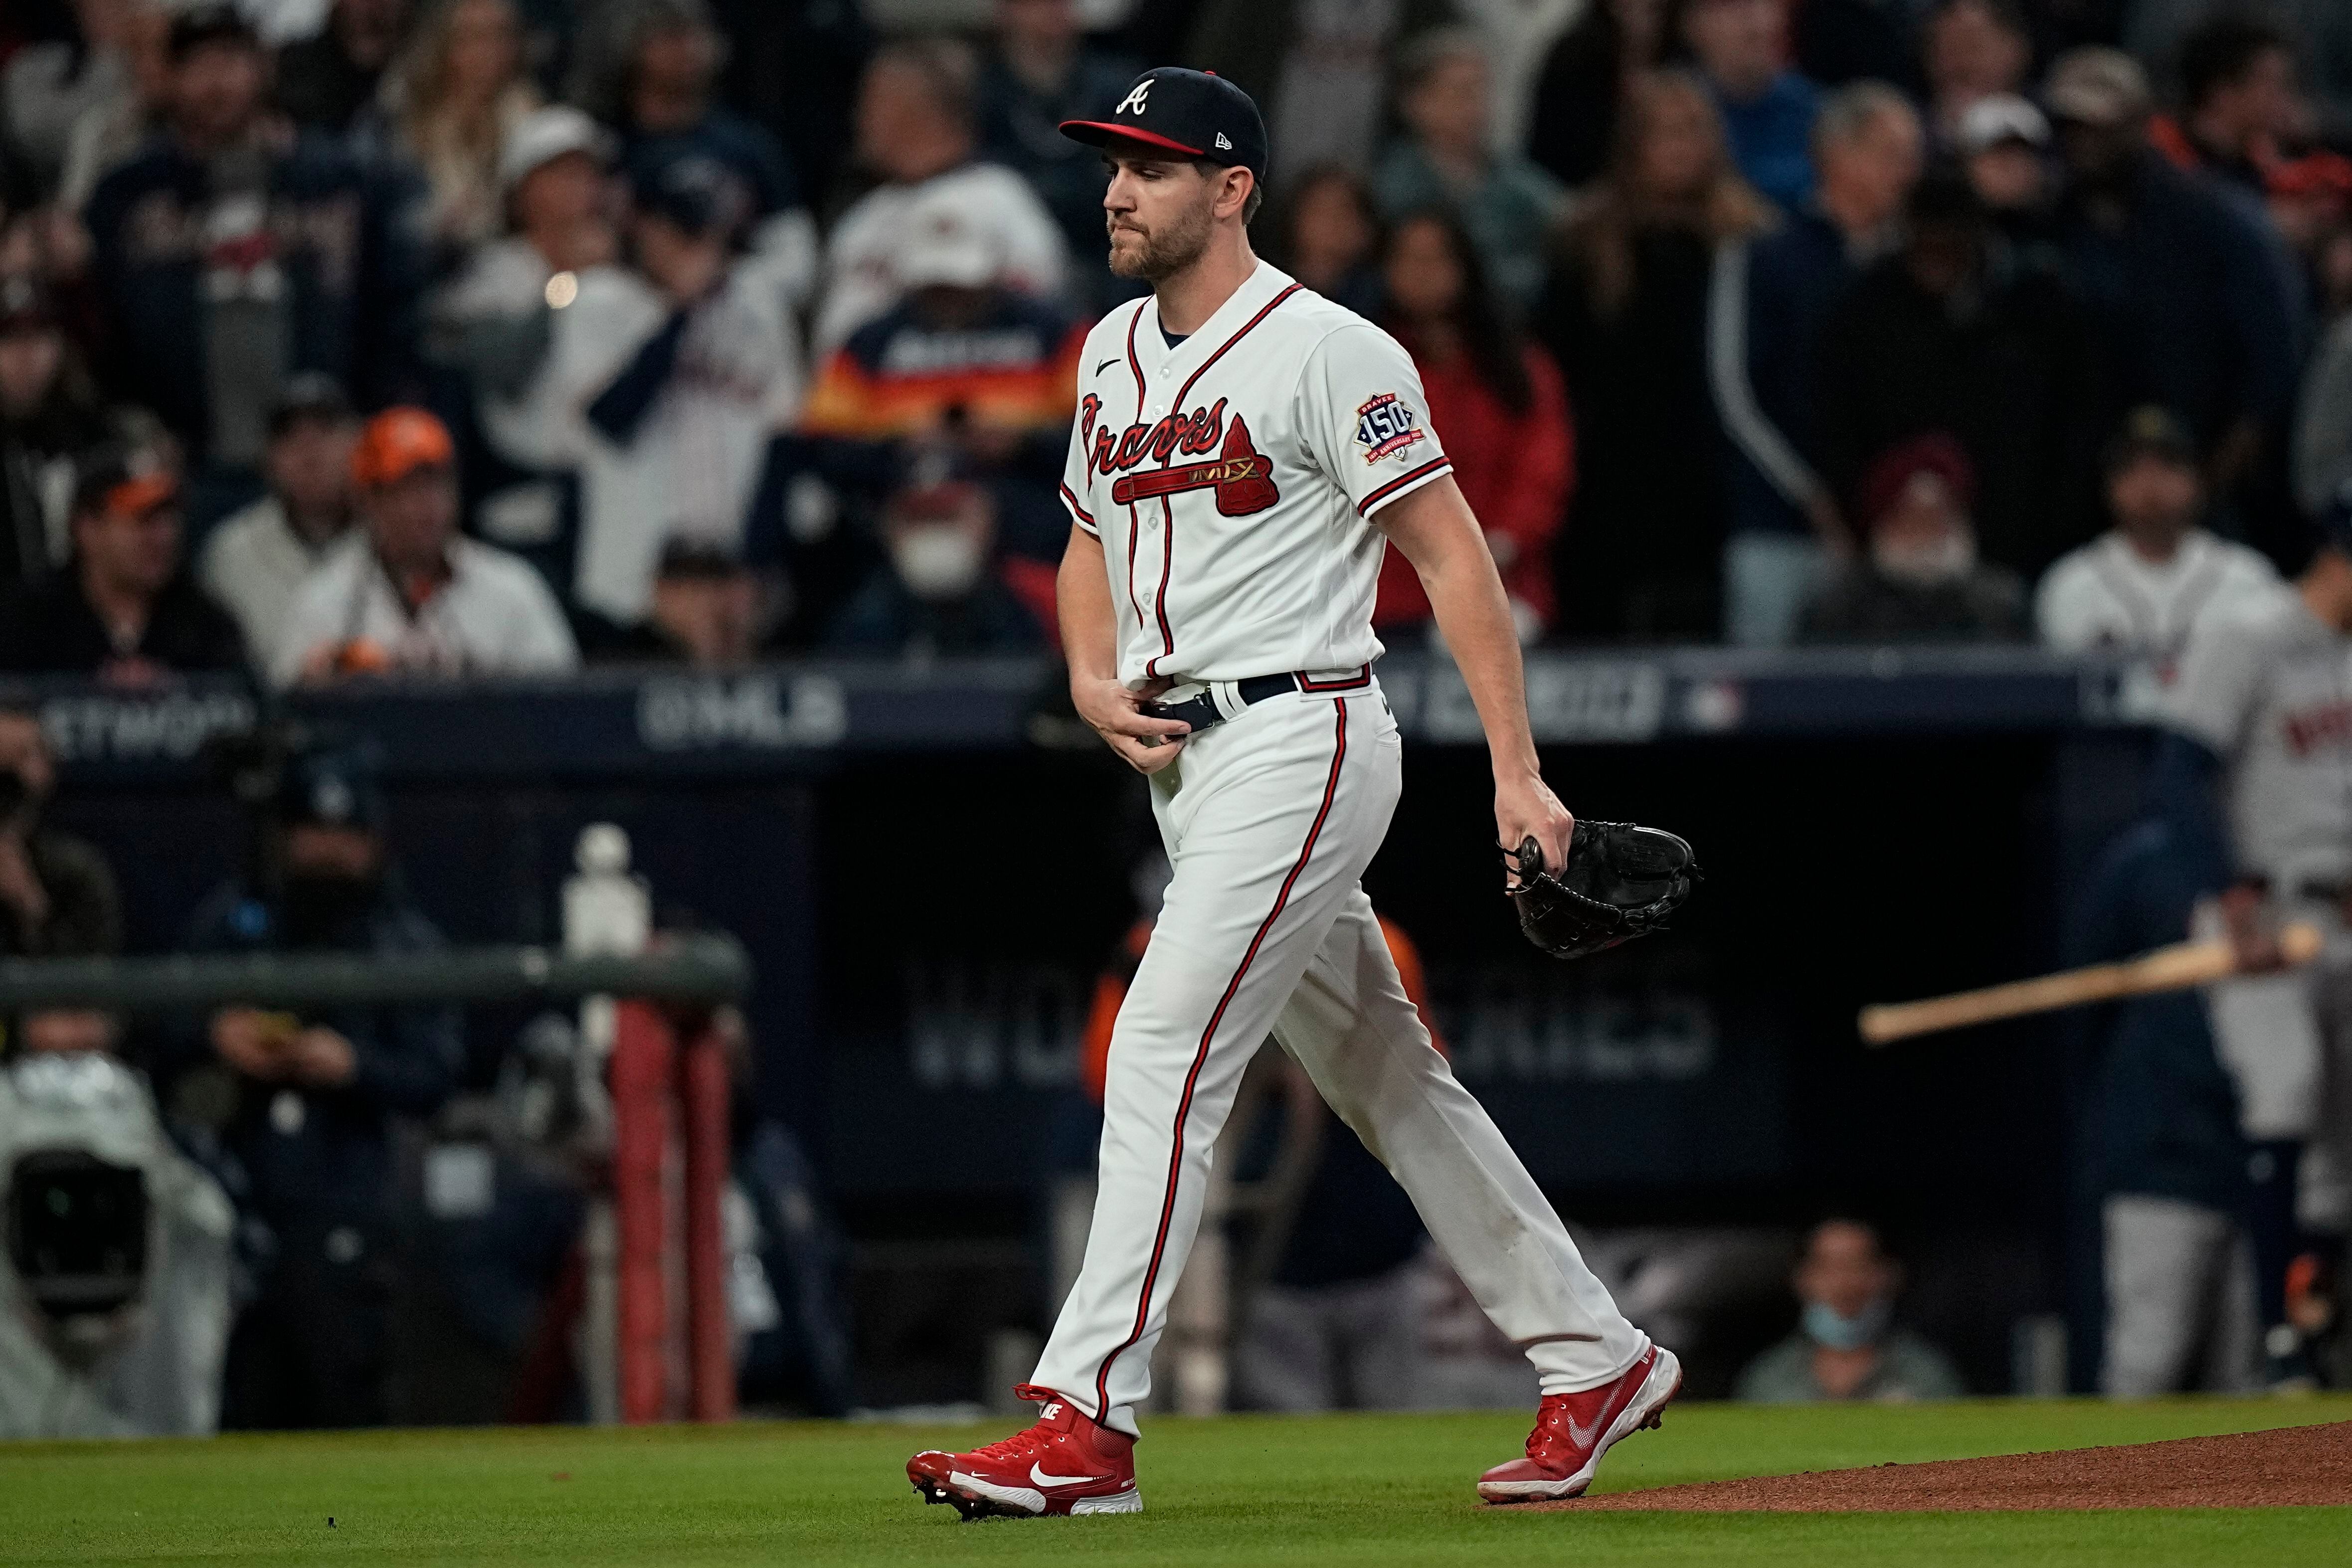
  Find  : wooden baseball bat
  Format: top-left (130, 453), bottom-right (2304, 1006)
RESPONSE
top-left (1857, 921), bottom-right (2324, 1046)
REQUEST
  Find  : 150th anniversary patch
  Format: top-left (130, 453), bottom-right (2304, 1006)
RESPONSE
top-left (1355, 392), bottom-right (1425, 463)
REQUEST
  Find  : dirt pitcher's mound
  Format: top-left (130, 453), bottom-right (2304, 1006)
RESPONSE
top-left (1562, 1419), bottom-right (2352, 1512)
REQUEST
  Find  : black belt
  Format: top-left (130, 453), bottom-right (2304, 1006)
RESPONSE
top-left (1140, 665), bottom-right (1371, 733)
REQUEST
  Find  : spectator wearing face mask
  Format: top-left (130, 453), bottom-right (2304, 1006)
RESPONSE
top-left (797, 184), bottom-right (1085, 572)
top-left (814, 37), bottom-right (1067, 354)
top-left (0, 276), bottom-right (111, 598)
top-left (82, 7), bottom-right (429, 520)
top-left (1736, 1219), bottom-right (1966, 1401)
top-left (176, 742), bottom-right (461, 1429)
top-left (0, 436), bottom-right (247, 681)
top-left (1798, 432), bottom-right (2027, 643)
top-left (273, 406), bottom-right (577, 684)
top-left (199, 375), bottom-right (362, 671)
top-left (825, 465), bottom-right (1045, 657)
top-left (2037, 406), bottom-right (2279, 660)
top-left (1372, 29), bottom-right (1565, 315)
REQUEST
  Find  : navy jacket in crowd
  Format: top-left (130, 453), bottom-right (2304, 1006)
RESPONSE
top-left (180, 871), bottom-right (463, 1232)
top-left (2067, 818), bottom-right (2247, 1215)
top-left (2055, 152), bottom-right (2300, 450)
top-left (1715, 207), bottom-right (1859, 541)
top-left (82, 134), bottom-right (429, 467)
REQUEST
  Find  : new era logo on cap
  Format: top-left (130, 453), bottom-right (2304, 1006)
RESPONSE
top-left (1060, 66), bottom-right (1268, 179)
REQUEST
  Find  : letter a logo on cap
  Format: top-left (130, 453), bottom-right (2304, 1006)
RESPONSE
top-left (1116, 79), bottom-right (1152, 115)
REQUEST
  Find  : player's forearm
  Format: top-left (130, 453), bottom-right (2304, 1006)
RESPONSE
top-left (1384, 481), bottom-right (1541, 779)
top-left (1058, 524), bottom-right (1119, 688)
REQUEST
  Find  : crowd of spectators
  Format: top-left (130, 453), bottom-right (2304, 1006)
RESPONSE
top-left (2, 0), bottom-right (2352, 674)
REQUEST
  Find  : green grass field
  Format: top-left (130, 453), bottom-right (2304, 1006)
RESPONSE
top-left (4, 1396), bottom-right (2349, 1568)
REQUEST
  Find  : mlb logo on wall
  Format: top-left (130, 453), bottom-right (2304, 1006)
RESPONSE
top-left (1355, 392), bottom-right (1425, 463)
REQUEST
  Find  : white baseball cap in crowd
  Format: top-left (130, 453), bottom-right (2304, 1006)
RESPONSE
top-left (894, 187), bottom-right (1006, 291)
top-left (499, 105), bottom-right (613, 192)
top-left (1957, 93), bottom-right (2052, 156)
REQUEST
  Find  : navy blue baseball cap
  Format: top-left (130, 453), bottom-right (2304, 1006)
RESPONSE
top-left (1060, 67), bottom-right (1268, 180)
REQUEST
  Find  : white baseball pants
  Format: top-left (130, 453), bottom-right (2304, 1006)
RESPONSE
top-left (1031, 683), bottom-right (1646, 1436)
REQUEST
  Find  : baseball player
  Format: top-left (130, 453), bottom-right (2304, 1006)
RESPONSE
top-left (2159, 509), bottom-right (2352, 1389)
top-left (907, 68), bottom-right (1676, 1520)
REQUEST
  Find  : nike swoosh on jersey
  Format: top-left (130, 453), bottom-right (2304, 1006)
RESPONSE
top-left (1029, 1462), bottom-right (1105, 1487)
top-left (1095, 357), bottom-right (1122, 376)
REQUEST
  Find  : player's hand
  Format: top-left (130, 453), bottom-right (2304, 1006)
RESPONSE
top-left (1073, 675), bottom-right (1191, 775)
top-left (1495, 769), bottom-right (1574, 891)
top-left (2221, 883), bottom-right (2286, 973)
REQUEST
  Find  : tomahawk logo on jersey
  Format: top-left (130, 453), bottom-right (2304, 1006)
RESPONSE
top-left (1057, 264), bottom-right (1454, 686)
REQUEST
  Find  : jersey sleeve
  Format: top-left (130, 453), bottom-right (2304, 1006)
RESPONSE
top-left (1060, 382), bottom-right (1101, 537)
top-left (2165, 606), bottom-right (2270, 754)
top-left (1295, 323), bottom-right (1453, 520)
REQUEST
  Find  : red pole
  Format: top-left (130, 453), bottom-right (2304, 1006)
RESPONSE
top-left (611, 1000), bottom-right (674, 1423)
top-left (681, 1023), bottom-right (735, 1421)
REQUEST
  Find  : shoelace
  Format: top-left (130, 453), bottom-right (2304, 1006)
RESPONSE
top-left (1525, 1396), bottom-right (1574, 1461)
top-left (968, 1425), bottom-right (1048, 1464)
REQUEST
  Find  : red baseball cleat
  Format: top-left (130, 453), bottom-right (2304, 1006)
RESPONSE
top-left (1476, 1342), bottom-right (1683, 1504)
top-left (907, 1385), bottom-right (1141, 1519)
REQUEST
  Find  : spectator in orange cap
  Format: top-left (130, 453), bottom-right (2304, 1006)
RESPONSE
top-left (0, 432), bottom-right (246, 681)
top-left (272, 406), bottom-right (577, 686)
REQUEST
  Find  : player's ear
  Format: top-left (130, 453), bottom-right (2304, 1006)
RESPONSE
top-left (1218, 166), bottom-right (1255, 221)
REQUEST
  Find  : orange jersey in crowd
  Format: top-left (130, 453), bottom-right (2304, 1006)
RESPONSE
top-left (1079, 913), bottom-right (1446, 1104)
top-left (799, 292), bottom-right (1089, 439)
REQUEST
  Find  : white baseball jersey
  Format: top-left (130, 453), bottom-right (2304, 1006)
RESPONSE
top-left (2165, 583), bottom-right (2352, 888)
top-left (2035, 528), bottom-right (2280, 661)
top-left (1057, 262), bottom-right (1454, 686)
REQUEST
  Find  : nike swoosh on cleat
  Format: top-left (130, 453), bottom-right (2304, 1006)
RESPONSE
top-left (1031, 1463), bottom-right (1106, 1487)
top-left (1095, 358), bottom-right (1121, 376)
top-left (1563, 1381), bottom-right (1633, 1448)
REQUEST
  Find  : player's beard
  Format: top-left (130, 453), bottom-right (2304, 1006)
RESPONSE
top-left (1107, 188), bottom-right (1217, 282)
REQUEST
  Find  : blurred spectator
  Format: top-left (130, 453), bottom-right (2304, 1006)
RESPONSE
top-left (83, 6), bottom-right (430, 518)
top-left (974, 0), bottom-right (1139, 310)
top-left (427, 105), bottom-right (629, 596)
top-left (798, 185), bottom-right (1084, 567)
top-left (1375, 209), bottom-right (1572, 642)
top-left (814, 37), bottom-right (1066, 354)
top-left (1184, 0), bottom-right (1453, 185)
top-left (0, 706), bottom-right (122, 963)
top-left (2036, 405), bottom-right (2279, 658)
top-left (1371, 28), bottom-right (1566, 313)
top-left (1675, 0), bottom-right (1819, 211)
top-left (274, 0), bottom-right (411, 137)
top-left (2134, 2), bottom-right (2352, 148)
top-left (569, 151), bottom-right (803, 631)
top-left (274, 406), bottom-right (576, 683)
top-left (1956, 92), bottom-right (2057, 248)
top-left (824, 468), bottom-right (1045, 656)
top-left (52, 0), bottom-right (173, 213)
top-left (586, 539), bottom-right (766, 665)
top-left (1798, 432), bottom-right (2028, 642)
top-left (1539, 69), bottom-right (1771, 640)
top-left (1734, 1220), bottom-right (1966, 1401)
top-left (2044, 47), bottom-right (2301, 552)
top-left (705, 0), bottom-right (872, 211)
top-left (1711, 80), bottom-right (1922, 647)
top-left (181, 742), bottom-right (462, 1428)
top-left (1455, 0), bottom-right (1589, 160)
top-left (585, 0), bottom-right (812, 289)
top-left (199, 374), bottom-right (360, 671)
top-left (2, 0), bottom-right (147, 195)
top-left (1, 275), bottom-right (111, 597)
top-left (2151, 12), bottom-right (2302, 197)
top-left (1266, 165), bottom-right (1383, 318)
top-left (1528, 0), bottom-right (1666, 191)
top-left (0, 438), bottom-right (248, 680)
top-left (2297, 278), bottom-right (2352, 517)
top-left (1816, 171), bottom-right (2100, 579)
top-left (1920, 0), bottom-right (2033, 148)
top-left (382, 0), bottom-right (541, 260)
top-left (2069, 818), bottom-right (2258, 1397)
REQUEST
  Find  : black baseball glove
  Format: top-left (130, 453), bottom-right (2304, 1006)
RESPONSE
top-left (1506, 821), bottom-right (1699, 961)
